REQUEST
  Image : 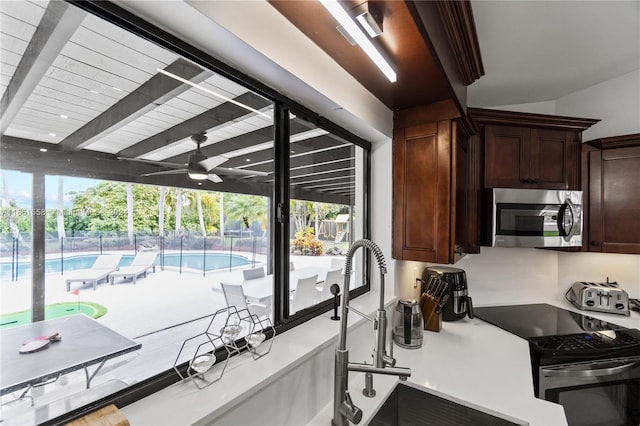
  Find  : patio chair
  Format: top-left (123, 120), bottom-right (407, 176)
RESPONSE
top-left (65, 254), bottom-right (122, 291)
top-left (221, 282), bottom-right (269, 319)
top-left (317, 268), bottom-right (343, 303)
top-left (242, 267), bottom-right (265, 281)
top-left (109, 252), bottom-right (158, 285)
top-left (330, 257), bottom-right (345, 272)
top-left (291, 274), bottom-right (318, 314)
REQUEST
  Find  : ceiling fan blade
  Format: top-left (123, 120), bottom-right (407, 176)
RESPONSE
top-left (200, 155), bottom-right (229, 172)
top-left (118, 157), bottom-right (186, 169)
top-left (211, 167), bottom-right (269, 177)
top-left (208, 174), bottom-right (223, 183)
top-left (141, 169), bottom-right (189, 177)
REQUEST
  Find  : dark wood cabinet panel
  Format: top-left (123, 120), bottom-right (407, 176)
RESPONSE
top-left (531, 129), bottom-right (580, 189)
top-left (393, 121), bottom-right (452, 263)
top-left (484, 125), bottom-right (580, 189)
top-left (584, 135), bottom-right (640, 254)
top-left (471, 108), bottom-right (598, 191)
top-left (484, 125), bottom-right (528, 188)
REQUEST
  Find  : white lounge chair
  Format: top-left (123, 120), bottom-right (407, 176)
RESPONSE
top-left (109, 252), bottom-right (158, 285)
top-left (65, 254), bottom-right (122, 291)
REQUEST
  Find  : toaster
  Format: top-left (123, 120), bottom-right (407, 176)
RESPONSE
top-left (566, 281), bottom-right (630, 316)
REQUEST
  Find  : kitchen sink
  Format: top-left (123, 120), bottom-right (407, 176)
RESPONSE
top-left (369, 382), bottom-right (527, 426)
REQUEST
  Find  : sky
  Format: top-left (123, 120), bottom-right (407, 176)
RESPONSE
top-left (1, 170), bottom-right (101, 208)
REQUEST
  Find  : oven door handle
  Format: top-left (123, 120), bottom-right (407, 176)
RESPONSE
top-left (542, 360), bottom-right (640, 378)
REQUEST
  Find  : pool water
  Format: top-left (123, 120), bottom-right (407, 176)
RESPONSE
top-left (1, 253), bottom-right (251, 279)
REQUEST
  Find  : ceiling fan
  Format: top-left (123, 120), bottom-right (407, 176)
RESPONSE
top-left (118, 133), bottom-right (267, 183)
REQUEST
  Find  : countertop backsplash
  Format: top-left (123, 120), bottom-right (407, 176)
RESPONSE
top-left (394, 247), bottom-right (640, 305)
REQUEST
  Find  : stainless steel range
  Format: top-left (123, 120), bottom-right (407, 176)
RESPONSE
top-left (475, 304), bottom-right (640, 426)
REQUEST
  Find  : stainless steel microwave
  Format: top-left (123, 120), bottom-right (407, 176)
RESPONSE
top-left (490, 188), bottom-right (583, 248)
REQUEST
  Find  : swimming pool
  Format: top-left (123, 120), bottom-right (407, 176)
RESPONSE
top-left (1, 252), bottom-right (252, 279)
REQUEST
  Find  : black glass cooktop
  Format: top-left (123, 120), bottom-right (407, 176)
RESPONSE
top-left (475, 303), bottom-right (640, 358)
top-left (474, 303), bottom-right (626, 339)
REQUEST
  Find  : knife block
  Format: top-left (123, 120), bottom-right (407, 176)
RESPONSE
top-left (419, 293), bottom-right (442, 333)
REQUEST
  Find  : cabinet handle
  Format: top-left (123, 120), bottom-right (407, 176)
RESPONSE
top-left (520, 178), bottom-right (539, 185)
top-left (590, 241), bottom-right (601, 247)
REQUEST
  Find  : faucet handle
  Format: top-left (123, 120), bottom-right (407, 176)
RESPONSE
top-left (382, 354), bottom-right (396, 367)
top-left (340, 391), bottom-right (363, 424)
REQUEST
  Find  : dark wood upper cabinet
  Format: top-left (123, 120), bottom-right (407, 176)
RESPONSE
top-left (484, 126), bottom-right (580, 189)
top-left (469, 108), bottom-right (599, 190)
top-left (392, 102), bottom-right (480, 263)
top-left (583, 134), bottom-right (640, 255)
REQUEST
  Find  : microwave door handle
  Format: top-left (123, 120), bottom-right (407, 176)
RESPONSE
top-left (557, 200), bottom-right (578, 241)
top-left (541, 360), bottom-right (640, 378)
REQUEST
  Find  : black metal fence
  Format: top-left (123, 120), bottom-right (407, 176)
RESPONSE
top-left (1, 230), bottom-right (266, 281)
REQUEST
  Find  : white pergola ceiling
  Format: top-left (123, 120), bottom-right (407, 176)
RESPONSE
top-left (0, 0), bottom-right (356, 202)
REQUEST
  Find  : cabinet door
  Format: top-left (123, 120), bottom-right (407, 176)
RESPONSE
top-left (530, 129), bottom-right (580, 189)
top-left (393, 121), bottom-right (453, 263)
top-left (588, 146), bottom-right (640, 254)
top-left (484, 125), bottom-right (529, 188)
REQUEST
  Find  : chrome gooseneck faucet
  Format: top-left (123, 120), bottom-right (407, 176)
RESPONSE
top-left (332, 239), bottom-right (411, 426)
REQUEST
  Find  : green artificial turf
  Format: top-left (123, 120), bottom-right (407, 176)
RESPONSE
top-left (0, 302), bottom-right (107, 329)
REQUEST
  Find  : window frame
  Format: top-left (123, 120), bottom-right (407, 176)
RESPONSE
top-left (14, 0), bottom-right (374, 422)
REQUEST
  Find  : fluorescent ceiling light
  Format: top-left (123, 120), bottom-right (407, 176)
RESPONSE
top-left (320, 0), bottom-right (396, 83)
top-left (356, 12), bottom-right (382, 38)
top-left (157, 68), bottom-right (270, 118)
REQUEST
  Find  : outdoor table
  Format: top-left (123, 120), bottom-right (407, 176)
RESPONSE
top-left (236, 266), bottom-right (329, 305)
top-left (0, 314), bottom-right (141, 403)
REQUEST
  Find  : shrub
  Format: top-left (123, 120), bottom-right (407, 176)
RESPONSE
top-left (292, 227), bottom-right (323, 256)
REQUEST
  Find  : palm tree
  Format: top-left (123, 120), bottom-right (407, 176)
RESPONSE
top-left (225, 194), bottom-right (267, 235)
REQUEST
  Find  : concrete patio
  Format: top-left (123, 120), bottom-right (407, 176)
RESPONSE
top-left (0, 252), bottom-right (347, 425)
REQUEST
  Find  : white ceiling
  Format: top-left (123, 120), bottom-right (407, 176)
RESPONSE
top-left (0, 0), bottom-right (356, 199)
top-left (468, 0), bottom-right (640, 108)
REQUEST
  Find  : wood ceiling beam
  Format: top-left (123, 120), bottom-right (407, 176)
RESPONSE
top-left (116, 92), bottom-right (271, 158)
top-left (59, 59), bottom-right (211, 151)
top-left (221, 134), bottom-right (353, 169)
top-left (0, 1), bottom-right (86, 135)
top-left (0, 135), bottom-right (272, 196)
top-left (291, 185), bottom-right (351, 205)
top-left (160, 116), bottom-right (314, 164)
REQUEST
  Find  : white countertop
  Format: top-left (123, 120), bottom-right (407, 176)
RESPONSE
top-left (309, 298), bottom-right (640, 426)
top-left (122, 292), bottom-right (640, 426)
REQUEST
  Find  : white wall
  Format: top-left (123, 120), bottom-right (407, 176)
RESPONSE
top-left (486, 70), bottom-right (640, 142)
top-left (555, 69), bottom-right (640, 141)
top-left (557, 252), bottom-right (640, 299)
top-left (483, 100), bottom-right (556, 116)
top-left (370, 137), bottom-right (394, 296)
top-left (394, 248), bottom-right (558, 306)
